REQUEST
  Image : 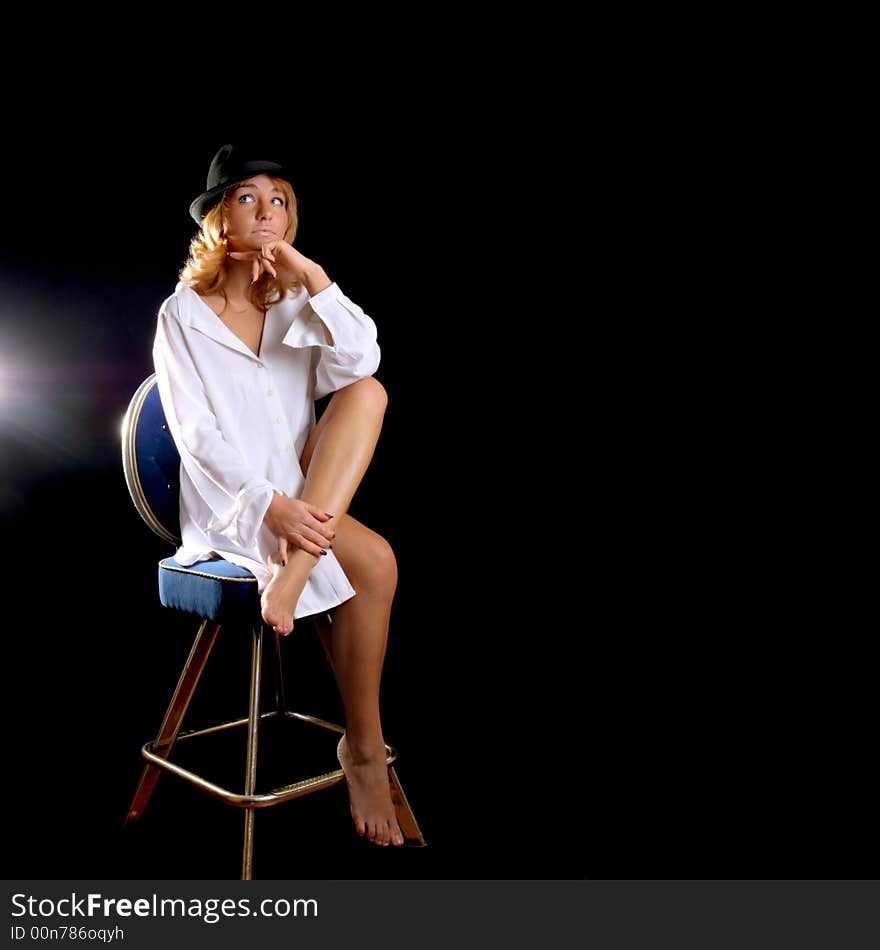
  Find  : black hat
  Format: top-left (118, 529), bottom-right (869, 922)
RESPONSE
top-left (189, 143), bottom-right (290, 224)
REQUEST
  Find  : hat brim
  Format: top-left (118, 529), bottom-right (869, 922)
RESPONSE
top-left (188, 160), bottom-right (290, 224)
top-left (189, 183), bottom-right (236, 224)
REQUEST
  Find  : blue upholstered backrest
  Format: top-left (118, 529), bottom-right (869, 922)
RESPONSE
top-left (121, 374), bottom-right (181, 543)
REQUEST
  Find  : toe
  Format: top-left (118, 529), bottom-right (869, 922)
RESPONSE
top-left (380, 820), bottom-right (396, 846)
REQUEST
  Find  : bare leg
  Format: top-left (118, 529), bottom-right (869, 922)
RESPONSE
top-left (329, 515), bottom-right (403, 846)
top-left (260, 377), bottom-right (387, 634)
top-left (259, 378), bottom-right (403, 845)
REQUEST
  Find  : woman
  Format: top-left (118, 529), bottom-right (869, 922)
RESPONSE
top-left (152, 143), bottom-right (404, 847)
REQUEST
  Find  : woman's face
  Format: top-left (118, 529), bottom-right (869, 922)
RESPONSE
top-left (223, 175), bottom-right (289, 251)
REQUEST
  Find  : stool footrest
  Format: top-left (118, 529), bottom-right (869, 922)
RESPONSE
top-left (141, 710), bottom-right (398, 810)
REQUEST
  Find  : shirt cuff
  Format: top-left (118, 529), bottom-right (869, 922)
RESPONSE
top-left (207, 479), bottom-right (276, 549)
top-left (307, 281), bottom-right (345, 311)
top-left (282, 282), bottom-right (369, 356)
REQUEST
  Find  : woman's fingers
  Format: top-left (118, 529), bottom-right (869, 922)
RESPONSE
top-left (290, 533), bottom-right (329, 557)
top-left (229, 247), bottom-right (279, 280)
top-left (266, 535), bottom-right (289, 571)
top-left (305, 508), bottom-right (334, 544)
top-left (308, 515), bottom-right (335, 542)
top-left (260, 245), bottom-right (277, 278)
top-left (308, 505), bottom-right (335, 535)
top-left (304, 527), bottom-right (333, 548)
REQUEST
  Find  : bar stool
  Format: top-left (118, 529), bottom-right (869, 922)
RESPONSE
top-left (120, 373), bottom-right (425, 878)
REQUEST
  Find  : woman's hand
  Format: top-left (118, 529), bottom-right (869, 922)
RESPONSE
top-left (229, 241), bottom-right (332, 295)
top-left (263, 491), bottom-right (335, 558)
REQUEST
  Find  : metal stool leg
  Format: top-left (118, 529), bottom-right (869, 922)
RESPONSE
top-left (241, 626), bottom-right (264, 880)
top-left (388, 766), bottom-right (427, 846)
top-left (125, 620), bottom-right (221, 823)
top-left (271, 629), bottom-right (288, 716)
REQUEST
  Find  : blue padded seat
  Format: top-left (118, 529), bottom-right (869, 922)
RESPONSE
top-left (159, 556), bottom-right (259, 625)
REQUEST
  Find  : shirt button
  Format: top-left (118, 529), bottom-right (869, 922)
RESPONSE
top-left (276, 416), bottom-right (283, 424)
top-left (266, 389), bottom-right (274, 396)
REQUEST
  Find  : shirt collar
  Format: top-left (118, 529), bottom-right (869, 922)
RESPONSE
top-left (174, 281), bottom-right (266, 363)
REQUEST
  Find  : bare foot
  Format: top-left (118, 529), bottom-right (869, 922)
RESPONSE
top-left (260, 552), bottom-right (311, 635)
top-left (337, 735), bottom-right (404, 847)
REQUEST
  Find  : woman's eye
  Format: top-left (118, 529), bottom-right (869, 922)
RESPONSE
top-left (238, 194), bottom-right (254, 203)
top-left (271, 197), bottom-right (284, 206)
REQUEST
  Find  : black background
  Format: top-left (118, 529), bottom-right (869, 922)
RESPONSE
top-left (1, 59), bottom-right (875, 889)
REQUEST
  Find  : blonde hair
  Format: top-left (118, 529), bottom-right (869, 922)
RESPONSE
top-left (180, 176), bottom-right (299, 309)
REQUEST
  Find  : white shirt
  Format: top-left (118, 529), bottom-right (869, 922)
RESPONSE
top-left (152, 279), bottom-right (380, 618)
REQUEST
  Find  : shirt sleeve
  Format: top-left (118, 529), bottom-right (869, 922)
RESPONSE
top-left (281, 282), bottom-right (381, 399)
top-left (153, 301), bottom-right (276, 550)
